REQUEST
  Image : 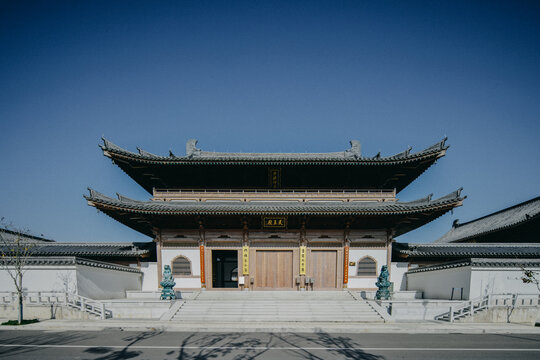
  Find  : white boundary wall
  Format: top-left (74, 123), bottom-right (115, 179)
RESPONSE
top-left (469, 267), bottom-right (540, 299)
top-left (76, 265), bottom-right (141, 299)
top-left (0, 265), bottom-right (77, 293)
top-left (0, 264), bottom-right (141, 300)
top-left (407, 265), bottom-right (540, 300)
top-left (140, 262), bottom-right (158, 291)
top-left (407, 266), bottom-right (472, 299)
top-left (390, 262), bottom-right (409, 291)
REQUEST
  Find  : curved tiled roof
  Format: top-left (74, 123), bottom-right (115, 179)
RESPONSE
top-left (85, 188), bottom-right (464, 216)
top-left (3, 256), bottom-right (142, 273)
top-left (395, 243), bottom-right (540, 258)
top-left (436, 196), bottom-right (540, 243)
top-left (406, 258), bottom-right (540, 274)
top-left (100, 137), bottom-right (448, 165)
top-left (0, 241), bottom-right (150, 257)
top-left (0, 228), bottom-right (55, 243)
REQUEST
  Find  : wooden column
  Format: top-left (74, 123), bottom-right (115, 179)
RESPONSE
top-left (199, 220), bottom-right (206, 289)
top-left (343, 223), bottom-right (350, 288)
top-left (386, 229), bottom-right (393, 281)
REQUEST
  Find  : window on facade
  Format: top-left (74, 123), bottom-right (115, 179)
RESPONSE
top-left (357, 257), bottom-right (376, 276)
top-left (172, 256), bottom-right (191, 276)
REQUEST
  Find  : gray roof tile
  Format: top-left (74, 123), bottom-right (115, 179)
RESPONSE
top-left (396, 243), bottom-right (540, 258)
top-left (85, 188), bottom-right (464, 216)
top-left (436, 197), bottom-right (540, 243)
top-left (100, 137), bottom-right (448, 164)
top-left (0, 241), bottom-right (150, 257)
top-left (407, 257), bottom-right (540, 274)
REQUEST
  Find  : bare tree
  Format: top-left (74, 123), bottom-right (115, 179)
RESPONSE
top-left (0, 220), bottom-right (36, 324)
top-left (521, 268), bottom-right (540, 291)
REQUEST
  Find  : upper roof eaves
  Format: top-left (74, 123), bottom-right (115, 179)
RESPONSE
top-left (435, 196), bottom-right (540, 243)
top-left (84, 187), bottom-right (465, 215)
top-left (100, 137), bottom-right (448, 165)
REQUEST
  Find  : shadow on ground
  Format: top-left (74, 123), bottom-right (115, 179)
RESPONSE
top-left (83, 330), bottom-right (164, 360)
top-left (0, 330), bottom-right (93, 358)
top-left (173, 332), bottom-right (383, 360)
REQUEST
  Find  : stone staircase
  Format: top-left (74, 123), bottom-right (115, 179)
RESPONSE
top-left (170, 291), bottom-right (385, 322)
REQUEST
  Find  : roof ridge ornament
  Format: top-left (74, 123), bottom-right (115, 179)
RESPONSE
top-left (136, 147), bottom-right (159, 158)
top-left (186, 139), bottom-right (201, 157)
top-left (100, 137), bottom-right (124, 152)
top-left (345, 140), bottom-right (361, 158)
top-left (423, 137), bottom-right (449, 153)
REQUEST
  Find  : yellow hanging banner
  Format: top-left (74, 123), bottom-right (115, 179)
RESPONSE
top-left (242, 246), bottom-right (249, 275)
top-left (299, 246), bottom-right (307, 275)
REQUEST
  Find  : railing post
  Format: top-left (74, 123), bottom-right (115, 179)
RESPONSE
top-left (80, 297), bottom-right (85, 311)
top-left (449, 306), bottom-right (454, 322)
top-left (101, 303), bottom-right (106, 319)
top-left (470, 300), bottom-right (474, 315)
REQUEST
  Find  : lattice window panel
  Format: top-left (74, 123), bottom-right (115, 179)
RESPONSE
top-left (356, 257), bottom-right (376, 276)
top-left (172, 256), bottom-right (192, 276)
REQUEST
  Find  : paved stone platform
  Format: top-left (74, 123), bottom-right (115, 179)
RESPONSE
top-left (1, 318), bottom-right (539, 334)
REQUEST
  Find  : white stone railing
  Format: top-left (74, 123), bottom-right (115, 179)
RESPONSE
top-left (0, 291), bottom-right (111, 319)
top-left (436, 293), bottom-right (540, 322)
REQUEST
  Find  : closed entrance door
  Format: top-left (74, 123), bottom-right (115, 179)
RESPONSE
top-left (310, 250), bottom-right (338, 289)
top-left (255, 250), bottom-right (293, 289)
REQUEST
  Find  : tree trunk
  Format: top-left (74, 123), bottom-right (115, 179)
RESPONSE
top-left (17, 273), bottom-right (23, 325)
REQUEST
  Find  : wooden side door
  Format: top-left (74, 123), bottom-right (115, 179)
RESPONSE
top-left (255, 250), bottom-right (293, 289)
top-left (310, 250), bottom-right (338, 289)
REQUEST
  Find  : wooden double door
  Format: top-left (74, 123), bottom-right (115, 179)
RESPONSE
top-left (252, 248), bottom-right (342, 290)
top-left (309, 250), bottom-right (339, 289)
top-left (254, 250), bottom-right (294, 289)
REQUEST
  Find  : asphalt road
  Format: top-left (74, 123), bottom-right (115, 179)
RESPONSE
top-left (0, 330), bottom-right (539, 359)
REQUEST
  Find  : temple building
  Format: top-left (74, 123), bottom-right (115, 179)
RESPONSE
top-left (85, 138), bottom-right (465, 291)
top-left (435, 196), bottom-right (540, 244)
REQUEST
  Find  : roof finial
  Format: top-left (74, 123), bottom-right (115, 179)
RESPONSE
top-left (346, 140), bottom-right (361, 158)
top-left (452, 219), bottom-right (460, 228)
top-left (186, 139), bottom-right (201, 157)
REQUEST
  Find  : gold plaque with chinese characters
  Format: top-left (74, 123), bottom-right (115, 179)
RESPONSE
top-left (262, 216), bottom-right (287, 229)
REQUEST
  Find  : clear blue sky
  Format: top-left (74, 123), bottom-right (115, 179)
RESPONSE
top-left (1, 1), bottom-right (539, 243)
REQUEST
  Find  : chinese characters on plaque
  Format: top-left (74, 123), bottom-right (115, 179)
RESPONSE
top-left (262, 216), bottom-right (287, 229)
top-left (268, 168), bottom-right (281, 189)
top-left (242, 246), bottom-right (249, 275)
top-left (299, 246), bottom-right (307, 275)
top-left (343, 245), bottom-right (349, 284)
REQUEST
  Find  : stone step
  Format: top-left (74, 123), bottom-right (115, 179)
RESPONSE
top-left (170, 291), bottom-right (384, 323)
top-left (173, 318), bottom-right (383, 322)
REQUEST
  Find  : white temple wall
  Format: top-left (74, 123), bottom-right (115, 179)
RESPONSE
top-left (161, 248), bottom-right (201, 288)
top-left (140, 262), bottom-right (158, 291)
top-left (76, 265), bottom-right (141, 300)
top-left (347, 248), bottom-right (386, 289)
top-left (407, 266), bottom-right (471, 300)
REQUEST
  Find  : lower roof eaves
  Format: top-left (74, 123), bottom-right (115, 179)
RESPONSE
top-left (406, 257), bottom-right (540, 275)
top-left (2, 256), bottom-right (141, 273)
